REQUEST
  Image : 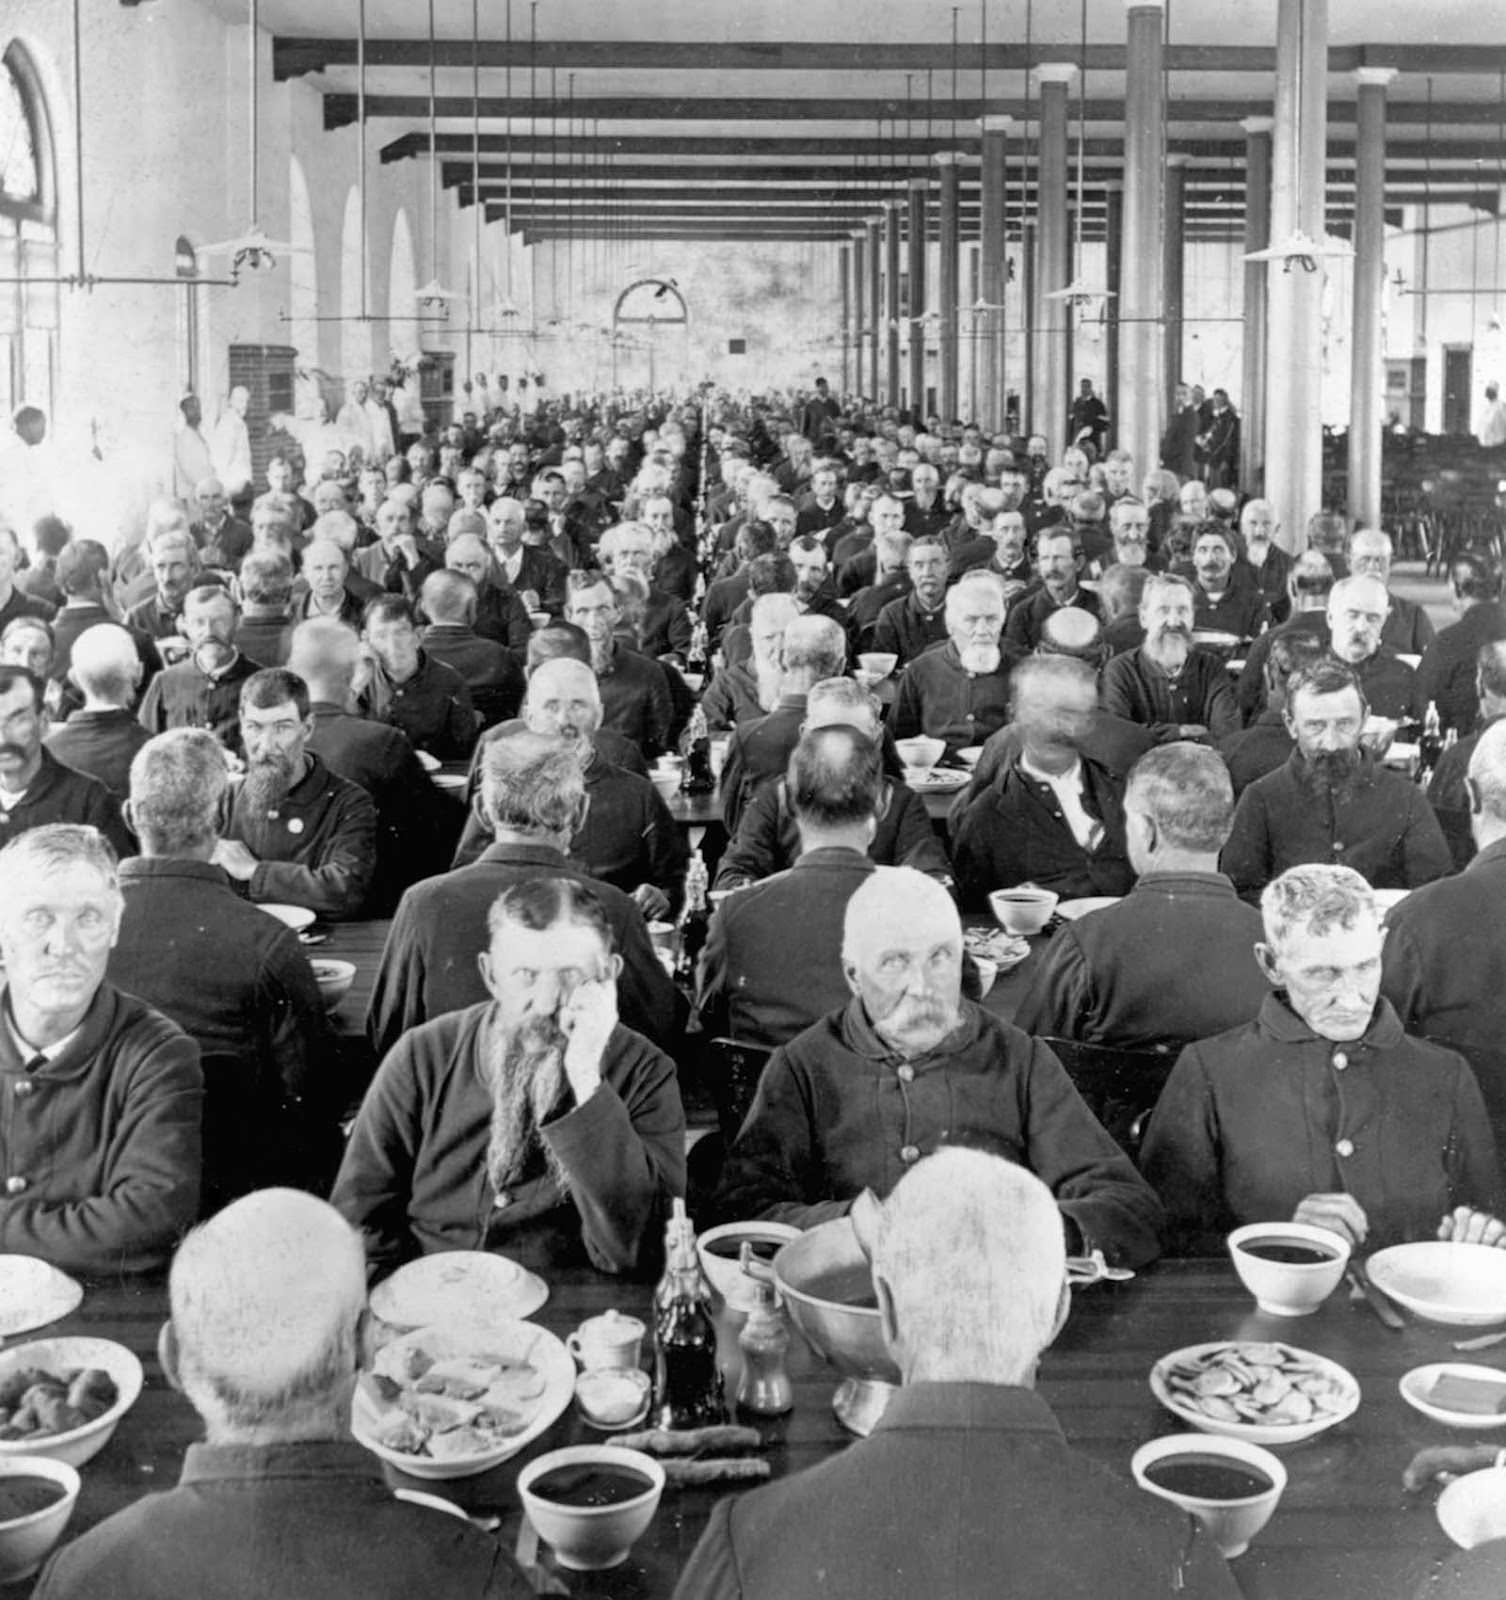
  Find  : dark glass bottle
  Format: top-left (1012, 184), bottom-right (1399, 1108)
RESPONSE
top-left (1417, 700), bottom-right (1444, 779)
top-left (652, 1200), bottom-right (727, 1430)
top-left (680, 703), bottom-right (716, 794)
top-left (674, 851), bottom-right (711, 985)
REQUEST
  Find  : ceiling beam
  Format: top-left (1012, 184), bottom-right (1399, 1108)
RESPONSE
top-left (328, 92), bottom-right (1506, 133)
top-left (385, 132), bottom-right (1506, 164)
top-left (275, 36), bottom-right (1506, 80)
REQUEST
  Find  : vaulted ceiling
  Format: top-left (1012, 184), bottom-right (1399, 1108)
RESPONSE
top-left (218, 1), bottom-right (1506, 245)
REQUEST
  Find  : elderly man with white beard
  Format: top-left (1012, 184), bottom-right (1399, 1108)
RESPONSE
top-left (333, 875), bottom-right (685, 1279)
top-left (701, 593), bottom-right (798, 731)
top-left (1101, 573), bottom-right (1240, 743)
top-left (890, 570), bottom-right (1014, 755)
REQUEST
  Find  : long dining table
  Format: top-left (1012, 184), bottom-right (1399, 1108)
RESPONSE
top-left (26, 1252), bottom-right (1492, 1598)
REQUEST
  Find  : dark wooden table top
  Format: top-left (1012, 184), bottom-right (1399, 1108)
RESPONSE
top-left (25, 1257), bottom-right (1487, 1597)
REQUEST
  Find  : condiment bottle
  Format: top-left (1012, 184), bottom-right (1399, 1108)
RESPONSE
top-left (652, 1200), bottom-right (728, 1430)
top-left (680, 703), bottom-right (716, 794)
top-left (735, 1244), bottom-right (792, 1416)
top-left (674, 850), bottom-right (711, 985)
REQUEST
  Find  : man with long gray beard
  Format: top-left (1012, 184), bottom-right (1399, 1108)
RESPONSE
top-left (333, 876), bottom-right (685, 1279)
top-left (701, 593), bottom-right (797, 731)
top-left (217, 668), bottom-right (378, 920)
top-left (890, 570), bottom-right (1014, 755)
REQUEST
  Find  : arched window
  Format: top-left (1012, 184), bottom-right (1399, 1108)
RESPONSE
top-left (0, 42), bottom-right (59, 420)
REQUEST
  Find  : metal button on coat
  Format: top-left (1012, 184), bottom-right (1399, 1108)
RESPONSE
top-left (4, 1177), bottom-right (27, 1195)
top-left (900, 1145), bottom-right (920, 1164)
top-left (1335, 1139), bottom-right (1354, 1158)
top-left (13, 1081), bottom-right (31, 1096)
top-left (896, 1064), bottom-right (915, 1083)
top-left (1332, 1052), bottom-right (1348, 1072)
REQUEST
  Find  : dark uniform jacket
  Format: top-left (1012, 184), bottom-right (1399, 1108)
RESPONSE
top-left (360, 649), bottom-right (477, 761)
top-left (227, 753), bottom-right (379, 921)
top-left (137, 651), bottom-right (262, 751)
top-left (1221, 752), bottom-right (1452, 896)
top-left (1014, 871), bottom-right (1267, 1048)
top-left (420, 626), bottom-right (523, 729)
top-left (595, 645), bottom-right (674, 761)
top-left (332, 1005), bottom-right (684, 1279)
top-left (890, 642), bottom-right (1013, 755)
top-left (45, 709), bottom-right (152, 799)
top-left (1218, 709), bottom-right (1294, 797)
top-left (700, 662), bottom-right (767, 731)
top-left (952, 756), bottom-right (1134, 910)
top-left (1416, 601), bottom-right (1506, 735)
top-left (1100, 647), bottom-right (1240, 742)
top-left (675, 1383), bottom-right (1236, 1600)
top-left (0, 748), bottom-right (131, 859)
top-left (0, 982), bottom-right (201, 1274)
top-left (871, 590), bottom-right (949, 667)
top-left (715, 998), bottom-right (1164, 1266)
top-left (1003, 585), bottom-right (1102, 659)
top-left (1141, 995), bottom-right (1500, 1255)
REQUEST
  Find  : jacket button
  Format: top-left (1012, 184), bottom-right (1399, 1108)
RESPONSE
top-left (1335, 1139), bottom-right (1354, 1158)
top-left (896, 1064), bottom-right (915, 1083)
top-left (900, 1145), bottom-right (920, 1164)
top-left (4, 1177), bottom-right (27, 1195)
top-left (12, 1081), bottom-right (31, 1097)
top-left (1332, 1052), bottom-right (1348, 1071)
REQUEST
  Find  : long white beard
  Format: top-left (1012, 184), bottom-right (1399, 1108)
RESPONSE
top-left (754, 656), bottom-right (782, 711)
top-left (482, 1015), bottom-right (570, 1195)
top-left (959, 642), bottom-right (1001, 676)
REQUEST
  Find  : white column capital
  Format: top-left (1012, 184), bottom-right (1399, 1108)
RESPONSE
top-left (907, 176), bottom-right (929, 191)
top-left (1122, 0), bottom-right (1167, 9)
top-left (851, 230), bottom-right (867, 241)
top-left (882, 199), bottom-right (902, 212)
top-left (1034, 62), bottom-right (1079, 88)
top-left (1166, 153), bottom-right (1192, 168)
top-left (1241, 115), bottom-right (1275, 136)
top-left (978, 115), bottom-right (1014, 134)
top-left (1354, 66), bottom-right (1399, 89)
top-left (933, 151), bottom-right (964, 168)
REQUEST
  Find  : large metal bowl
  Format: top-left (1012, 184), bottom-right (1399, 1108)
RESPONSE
top-left (773, 1219), bottom-right (899, 1434)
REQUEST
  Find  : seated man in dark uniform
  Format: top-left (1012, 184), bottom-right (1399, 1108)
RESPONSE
top-left (359, 595), bottom-right (478, 760)
top-left (679, 1150), bottom-right (1235, 1600)
top-left (335, 876), bottom-right (685, 1279)
top-left (1015, 743), bottom-right (1267, 1049)
top-left (952, 656), bottom-right (1134, 909)
top-left (217, 668), bottom-right (379, 921)
top-left (889, 569), bottom-right (1014, 755)
top-left (715, 868), bottom-right (1163, 1267)
top-left (0, 824), bottom-right (202, 1273)
top-left (1142, 864), bottom-right (1503, 1255)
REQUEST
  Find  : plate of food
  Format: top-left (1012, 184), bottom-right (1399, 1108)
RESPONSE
top-left (963, 927), bottom-right (1031, 972)
top-left (0, 1260), bottom-right (82, 1341)
top-left (1055, 897), bottom-right (1122, 922)
top-left (1366, 1242), bottom-right (1506, 1327)
top-left (0, 1337), bottom-right (144, 1467)
top-left (353, 1320), bottom-right (574, 1480)
top-left (1400, 1364), bottom-right (1506, 1430)
top-left (905, 768), bottom-right (969, 792)
top-left (1150, 1340), bottom-right (1360, 1445)
top-left (370, 1251), bottom-right (548, 1329)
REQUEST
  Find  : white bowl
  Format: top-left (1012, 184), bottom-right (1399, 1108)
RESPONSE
top-left (1149, 1341), bottom-right (1361, 1447)
top-left (352, 1321), bottom-right (574, 1481)
top-left (1400, 1363), bottom-right (1506, 1430)
top-left (988, 887), bottom-right (1059, 936)
top-left (0, 1259), bottom-right (83, 1340)
top-left (1056, 896), bottom-right (1122, 921)
top-left (1131, 1434), bottom-right (1286, 1558)
top-left (698, 1221), bottom-right (802, 1313)
top-left (0, 1337), bottom-right (144, 1468)
top-left (1439, 1465), bottom-right (1506, 1549)
top-left (518, 1445), bottom-right (665, 1571)
top-left (258, 902), bottom-right (315, 931)
top-left (369, 1251), bottom-right (548, 1329)
top-left (1227, 1223), bottom-right (1351, 1318)
top-left (0, 1456), bottom-right (80, 1582)
top-left (857, 652), bottom-right (899, 680)
top-left (894, 736), bottom-right (945, 772)
top-left (574, 1369), bottom-right (651, 1432)
top-left (310, 959), bottom-right (356, 1010)
top-left (954, 745), bottom-right (984, 768)
top-left (1366, 1242), bottom-right (1506, 1327)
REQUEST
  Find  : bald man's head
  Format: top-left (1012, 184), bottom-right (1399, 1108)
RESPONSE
top-left (523, 655), bottom-right (603, 744)
top-left (1037, 605), bottom-right (1104, 664)
top-left (841, 868), bottom-right (964, 1059)
top-left (70, 623), bottom-right (142, 706)
top-left (167, 1189), bottom-right (367, 1442)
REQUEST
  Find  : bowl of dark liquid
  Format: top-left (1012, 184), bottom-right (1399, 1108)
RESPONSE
top-left (0, 1456), bottom-right (81, 1582)
top-left (518, 1445), bottom-right (665, 1570)
top-left (698, 1222), bottom-right (801, 1313)
top-left (1132, 1434), bottom-right (1286, 1557)
top-left (1227, 1223), bottom-right (1351, 1317)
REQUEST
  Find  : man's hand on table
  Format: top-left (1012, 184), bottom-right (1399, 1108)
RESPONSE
top-left (561, 978), bottom-right (617, 1105)
top-left (1293, 1192), bottom-right (1368, 1247)
top-left (212, 839), bottom-right (260, 883)
top-left (631, 884), bottom-right (671, 921)
top-left (1438, 1206), bottom-right (1506, 1248)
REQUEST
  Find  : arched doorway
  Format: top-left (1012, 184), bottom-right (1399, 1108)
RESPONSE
top-left (611, 278), bottom-right (689, 393)
top-left (0, 41), bottom-right (59, 419)
top-left (287, 156), bottom-right (318, 366)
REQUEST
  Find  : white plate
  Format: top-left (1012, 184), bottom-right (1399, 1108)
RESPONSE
top-left (1056, 896), bottom-right (1122, 921)
top-left (1149, 1340), bottom-right (1360, 1446)
top-left (258, 903), bottom-right (316, 931)
top-left (0, 1259), bottom-right (83, 1339)
top-left (905, 769), bottom-right (969, 792)
top-left (1384, 742), bottom-right (1420, 769)
top-left (1366, 1242), bottom-right (1506, 1327)
top-left (963, 928), bottom-right (1031, 971)
top-left (954, 746), bottom-right (984, 768)
top-left (415, 750), bottom-right (441, 774)
top-left (431, 772), bottom-right (469, 792)
top-left (370, 1251), bottom-right (548, 1329)
top-left (352, 1320), bottom-right (573, 1481)
top-left (1400, 1363), bottom-right (1506, 1430)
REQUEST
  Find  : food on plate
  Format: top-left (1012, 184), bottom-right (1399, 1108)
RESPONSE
top-left (1157, 1342), bottom-right (1350, 1428)
top-left (357, 1345), bottom-right (547, 1461)
top-left (963, 928), bottom-right (1030, 968)
top-left (0, 1366), bottom-right (119, 1441)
